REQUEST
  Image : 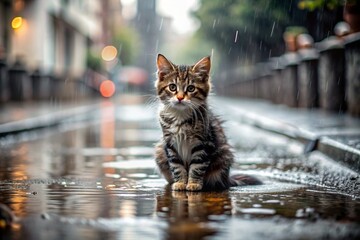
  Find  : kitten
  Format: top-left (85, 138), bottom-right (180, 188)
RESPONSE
top-left (154, 54), bottom-right (259, 191)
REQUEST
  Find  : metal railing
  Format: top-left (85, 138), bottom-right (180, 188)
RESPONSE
top-left (0, 59), bottom-right (108, 102)
top-left (218, 31), bottom-right (360, 117)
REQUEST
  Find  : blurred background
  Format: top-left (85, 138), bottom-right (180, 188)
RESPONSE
top-left (0, 0), bottom-right (359, 116)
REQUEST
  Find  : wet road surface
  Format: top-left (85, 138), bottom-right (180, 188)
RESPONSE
top-left (0, 95), bottom-right (359, 239)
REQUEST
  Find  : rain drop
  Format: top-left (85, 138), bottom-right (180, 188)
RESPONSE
top-left (212, 19), bottom-right (217, 29)
top-left (159, 17), bottom-right (163, 31)
top-left (270, 21), bottom-right (275, 37)
top-left (234, 30), bottom-right (239, 43)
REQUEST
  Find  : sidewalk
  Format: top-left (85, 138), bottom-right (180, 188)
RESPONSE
top-left (214, 97), bottom-right (360, 173)
top-left (0, 100), bottom-right (99, 136)
top-left (0, 94), bottom-right (150, 136)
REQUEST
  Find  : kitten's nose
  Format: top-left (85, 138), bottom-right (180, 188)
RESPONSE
top-left (177, 95), bottom-right (184, 102)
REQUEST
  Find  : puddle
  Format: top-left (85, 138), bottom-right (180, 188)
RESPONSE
top-left (229, 180), bottom-right (305, 193)
top-left (236, 208), bottom-right (277, 215)
top-left (102, 159), bottom-right (156, 169)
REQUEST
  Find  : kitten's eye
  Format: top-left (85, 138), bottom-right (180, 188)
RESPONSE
top-left (168, 83), bottom-right (177, 92)
top-left (187, 85), bottom-right (195, 92)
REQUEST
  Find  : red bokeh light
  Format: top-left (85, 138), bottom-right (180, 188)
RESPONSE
top-left (100, 80), bottom-right (116, 98)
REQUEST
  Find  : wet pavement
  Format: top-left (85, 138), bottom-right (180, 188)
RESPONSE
top-left (215, 97), bottom-right (360, 173)
top-left (0, 95), bottom-right (360, 240)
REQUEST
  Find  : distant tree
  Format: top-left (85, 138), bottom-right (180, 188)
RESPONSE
top-left (87, 50), bottom-right (103, 71)
top-left (113, 26), bottom-right (140, 65)
top-left (298, 0), bottom-right (352, 11)
top-left (193, 0), bottom-right (306, 64)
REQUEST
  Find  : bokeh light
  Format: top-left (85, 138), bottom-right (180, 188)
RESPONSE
top-left (11, 17), bottom-right (23, 30)
top-left (100, 80), bottom-right (116, 98)
top-left (101, 45), bottom-right (118, 61)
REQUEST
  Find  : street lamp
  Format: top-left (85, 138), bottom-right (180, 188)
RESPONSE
top-left (11, 17), bottom-right (24, 30)
top-left (101, 45), bottom-right (118, 62)
top-left (100, 80), bottom-right (116, 98)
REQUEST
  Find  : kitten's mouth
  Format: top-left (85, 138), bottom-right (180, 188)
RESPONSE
top-left (170, 101), bottom-right (188, 109)
top-left (174, 102), bottom-right (184, 106)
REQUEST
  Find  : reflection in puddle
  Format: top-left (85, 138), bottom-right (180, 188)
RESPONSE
top-left (156, 187), bottom-right (232, 239)
top-left (102, 159), bottom-right (155, 169)
top-left (236, 208), bottom-right (276, 215)
top-left (230, 180), bottom-right (305, 193)
top-left (56, 148), bottom-right (120, 156)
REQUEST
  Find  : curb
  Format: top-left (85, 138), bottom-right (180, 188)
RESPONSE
top-left (246, 115), bottom-right (360, 173)
top-left (318, 136), bottom-right (360, 173)
top-left (0, 105), bottom-right (97, 136)
top-left (216, 98), bottom-right (360, 173)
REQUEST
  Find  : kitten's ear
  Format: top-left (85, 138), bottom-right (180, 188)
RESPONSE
top-left (192, 56), bottom-right (211, 75)
top-left (157, 54), bottom-right (175, 80)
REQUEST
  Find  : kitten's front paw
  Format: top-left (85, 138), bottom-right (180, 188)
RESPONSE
top-left (172, 182), bottom-right (187, 191)
top-left (186, 182), bottom-right (203, 191)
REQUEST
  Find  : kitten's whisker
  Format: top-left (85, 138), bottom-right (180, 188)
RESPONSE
top-left (189, 102), bottom-right (208, 129)
top-left (145, 95), bottom-right (160, 111)
top-left (188, 103), bottom-right (199, 124)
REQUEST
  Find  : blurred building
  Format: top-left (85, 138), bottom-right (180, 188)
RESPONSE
top-left (133, 0), bottom-right (158, 76)
top-left (0, 0), bottom-right (124, 100)
top-left (100, 0), bottom-right (124, 46)
top-left (1, 0), bottom-right (102, 77)
top-left (131, 0), bottom-right (169, 92)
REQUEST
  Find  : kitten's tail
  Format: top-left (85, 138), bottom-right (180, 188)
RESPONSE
top-left (229, 174), bottom-right (262, 187)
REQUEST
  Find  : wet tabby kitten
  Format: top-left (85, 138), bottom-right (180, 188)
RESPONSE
top-left (154, 54), bottom-right (238, 191)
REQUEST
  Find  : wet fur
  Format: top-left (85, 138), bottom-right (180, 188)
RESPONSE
top-left (154, 54), bottom-right (235, 191)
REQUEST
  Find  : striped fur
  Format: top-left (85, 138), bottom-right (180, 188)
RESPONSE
top-left (154, 54), bottom-right (234, 191)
